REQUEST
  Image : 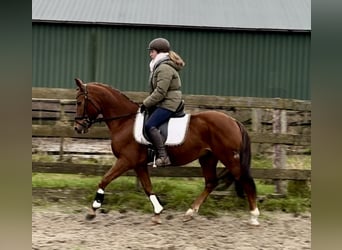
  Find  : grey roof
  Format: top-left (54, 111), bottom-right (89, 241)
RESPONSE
top-left (32, 0), bottom-right (311, 31)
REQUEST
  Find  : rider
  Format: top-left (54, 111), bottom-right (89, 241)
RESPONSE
top-left (140, 37), bottom-right (185, 167)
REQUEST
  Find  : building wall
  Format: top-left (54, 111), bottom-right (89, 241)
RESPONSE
top-left (33, 23), bottom-right (310, 100)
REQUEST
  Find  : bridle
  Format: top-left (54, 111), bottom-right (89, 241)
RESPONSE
top-left (74, 84), bottom-right (137, 130)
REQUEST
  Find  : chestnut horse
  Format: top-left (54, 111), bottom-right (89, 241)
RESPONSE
top-left (73, 78), bottom-right (260, 225)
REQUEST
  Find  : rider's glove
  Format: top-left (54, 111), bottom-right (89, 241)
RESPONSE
top-left (140, 104), bottom-right (146, 113)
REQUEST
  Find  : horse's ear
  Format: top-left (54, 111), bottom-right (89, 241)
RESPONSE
top-left (75, 78), bottom-right (85, 91)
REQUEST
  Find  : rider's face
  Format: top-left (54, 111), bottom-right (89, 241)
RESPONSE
top-left (149, 49), bottom-right (158, 60)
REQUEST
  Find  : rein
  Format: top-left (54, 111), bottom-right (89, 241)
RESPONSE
top-left (92, 113), bottom-right (137, 124)
top-left (75, 84), bottom-right (137, 128)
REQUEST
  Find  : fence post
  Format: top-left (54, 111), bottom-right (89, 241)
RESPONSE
top-left (57, 100), bottom-right (69, 161)
top-left (251, 108), bottom-right (262, 155)
top-left (273, 109), bottom-right (288, 196)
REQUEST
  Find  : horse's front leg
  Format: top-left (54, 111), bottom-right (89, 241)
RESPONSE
top-left (86, 158), bottom-right (131, 220)
top-left (134, 165), bottom-right (163, 224)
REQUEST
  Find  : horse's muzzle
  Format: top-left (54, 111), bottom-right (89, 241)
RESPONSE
top-left (74, 125), bottom-right (88, 134)
top-left (75, 126), bottom-right (88, 134)
top-left (74, 121), bottom-right (89, 134)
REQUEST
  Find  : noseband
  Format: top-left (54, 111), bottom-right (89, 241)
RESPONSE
top-left (74, 84), bottom-right (100, 129)
top-left (74, 84), bottom-right (136, 129)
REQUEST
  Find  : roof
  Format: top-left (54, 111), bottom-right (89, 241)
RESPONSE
top-left (32, 0), bottom-right (311, 31)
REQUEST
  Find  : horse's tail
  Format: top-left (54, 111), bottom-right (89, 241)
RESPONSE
top-left (234, 121), bottom-right (256, 198)
top-left (216, 168), bottom-right (244, 198)
top-left (216, 121), bottom-right (255, 198)
top-left (236, 121), bottom-right (252, 174)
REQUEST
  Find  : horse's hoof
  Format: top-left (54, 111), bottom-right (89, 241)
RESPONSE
top-left (248, 219), bottom-right (260, 226)
top-left (151, 214), bottom-right (162, 224)
top-left (183, 208), bottom-right (195, 222)
top-left (85, 208), bottom-right (97, 220)
top-left (182, 214), bottom-right (193, 222)
top-left (85, 213), bottom-right (96, 220)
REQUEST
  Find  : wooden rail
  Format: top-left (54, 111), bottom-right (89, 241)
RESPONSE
top-left (32, 162), bottom-right (311, 181)
top-left (32, 124), bottom-right (310, 146)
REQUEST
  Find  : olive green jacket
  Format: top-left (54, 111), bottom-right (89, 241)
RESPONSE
top-left (143, 60), bottom-right (183, 112)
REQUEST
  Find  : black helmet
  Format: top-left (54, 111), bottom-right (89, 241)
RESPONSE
top-left (148, 38), bottom-right (170, 52)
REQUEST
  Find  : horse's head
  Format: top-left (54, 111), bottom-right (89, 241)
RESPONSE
top-left (74, 78), bottom-right (101, 134)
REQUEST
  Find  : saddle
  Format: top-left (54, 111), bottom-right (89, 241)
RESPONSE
top-left (133, 100), bottom-right (190, 146)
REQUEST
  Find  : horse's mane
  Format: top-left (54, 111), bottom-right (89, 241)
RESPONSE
top-left (92, 82), bottom-right (139, 106)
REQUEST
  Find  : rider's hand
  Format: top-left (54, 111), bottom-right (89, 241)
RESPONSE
top-left (140, 104), bottom-right (146, 113)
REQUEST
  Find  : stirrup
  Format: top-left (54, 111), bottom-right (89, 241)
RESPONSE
top-left (155, 156), bottom-right (171, 167)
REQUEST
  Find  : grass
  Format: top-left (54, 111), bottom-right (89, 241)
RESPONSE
top-left (32, 173), bottom-right (100, 189)
top-left (32, 153), bottom-right (311, 217)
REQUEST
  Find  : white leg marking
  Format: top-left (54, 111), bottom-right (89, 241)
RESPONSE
top-left (249, 207), bottom-right (260, 226)
top-left (149, 195), bottom-right (163, 214)
top-left (92, 200), bottom-right (102, 209)
top-left (97, 188), bottom-right (104, 194)
top-left (185, 208), bottom-right (194, 217)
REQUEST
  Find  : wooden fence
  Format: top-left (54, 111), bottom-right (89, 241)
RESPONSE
top-left (32, 162), bottom-right (310, 181)
top-left (32, 87), bottom-right (311, 193)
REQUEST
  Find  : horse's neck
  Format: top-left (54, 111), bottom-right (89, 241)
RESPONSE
top-left (103, 95), bottom-right (137, 140)
top-left (99, 88), bottom-right (138, 121)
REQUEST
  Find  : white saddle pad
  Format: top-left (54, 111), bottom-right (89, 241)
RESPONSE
top-left (133, 112), bottom-right (191, 146)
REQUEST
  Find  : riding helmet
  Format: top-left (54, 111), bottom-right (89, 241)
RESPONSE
top-left (148, 38), bottom-right (170, 53)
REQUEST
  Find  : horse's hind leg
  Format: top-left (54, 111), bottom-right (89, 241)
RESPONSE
top-left (237, 122), bottom-right (260, 225)
top-left (238, 172), bottom-right (260, 225)
top-left (184, 151), bottom-right (218, 222)
top-left (134, 165), bottom-right (163, 224)
top-left (221, 157), bottom-right (260, 225)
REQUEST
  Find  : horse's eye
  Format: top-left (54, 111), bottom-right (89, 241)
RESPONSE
top-left (77, 101), bottom-right (82, 106)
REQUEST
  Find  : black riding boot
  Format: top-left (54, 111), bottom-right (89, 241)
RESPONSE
top-left (147, 127), bottom-right (171, 167)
